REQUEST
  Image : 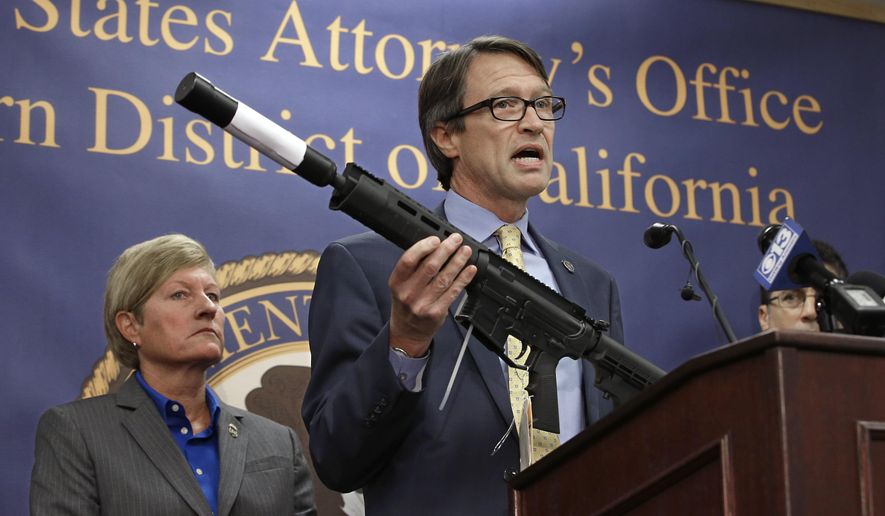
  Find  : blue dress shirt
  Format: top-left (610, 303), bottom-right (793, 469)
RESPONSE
top-left (136, 371), bottom-right (221, 515)
top-left (387, 190), bottom-right (586, 443)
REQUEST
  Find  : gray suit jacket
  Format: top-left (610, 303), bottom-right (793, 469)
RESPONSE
top-left (30, 376), bottom-right (315, 516)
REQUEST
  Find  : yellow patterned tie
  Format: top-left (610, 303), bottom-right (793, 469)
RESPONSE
top-left (495, 224), bottom-right (560, 464)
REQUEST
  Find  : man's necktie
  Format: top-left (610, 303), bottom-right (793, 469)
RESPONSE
top-left (495, 224), bottom-right (560, 464)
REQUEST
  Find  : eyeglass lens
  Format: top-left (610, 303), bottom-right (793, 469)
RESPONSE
top-left (492, 97), bottom-right (563, 121)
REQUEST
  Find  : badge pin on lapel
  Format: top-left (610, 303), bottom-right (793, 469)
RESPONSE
top-left (562, 260), bottom-right (575, 273)
top-left (228, 423), bottom-right (239, 438)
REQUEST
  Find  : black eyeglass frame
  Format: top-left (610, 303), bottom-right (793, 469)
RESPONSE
top-left (444, 96), bottom-right (566, 123)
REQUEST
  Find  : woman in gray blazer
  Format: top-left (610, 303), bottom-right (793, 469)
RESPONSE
top-left (30, 234), bottom-right (316, 516)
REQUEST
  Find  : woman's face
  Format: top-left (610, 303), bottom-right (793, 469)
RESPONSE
top-left (129, 266), bottom-right (225, 371)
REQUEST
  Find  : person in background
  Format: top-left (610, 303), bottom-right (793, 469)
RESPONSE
top-left (30, 234), bottom-right (316, 516)
top-left (758, 239), bottom-right (848, 332)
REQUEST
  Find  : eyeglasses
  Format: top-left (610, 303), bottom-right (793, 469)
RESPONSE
top-left (445, 96), bottom-right (566, 123)
top-left (768, 289), bottom-right (818, 309)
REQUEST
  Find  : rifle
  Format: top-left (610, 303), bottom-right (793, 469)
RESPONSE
top-left (175, 72), bottom-right (665, 433)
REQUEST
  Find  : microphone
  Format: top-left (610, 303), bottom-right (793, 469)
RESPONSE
top-left (681, 282), bottom-right (702, 301)
top-left (756, 223), bottom-right (782, 253)
top-left (643, 222), bottom-right (737, 342)
top-left (643, 222), bottom-right (675, 249)
top-left (755, 220), bottom-right (885, 336)
top-left (754, 219), bottom-right (831, 291)
top-left (644, 223), bottom-right (700, 300)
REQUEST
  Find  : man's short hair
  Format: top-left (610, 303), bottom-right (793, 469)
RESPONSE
top-left (417, 35), bottom-right (549, 190)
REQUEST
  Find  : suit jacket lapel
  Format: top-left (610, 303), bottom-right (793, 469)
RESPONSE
top-left (216, 408), bottom-right (247, 516)
top-left (529, 226), bottom-right (591, 314)
top-left (117, 377), bottom-right (212, 516)
top-left (436, 203), bottom-right (512, 426)
top-left (529, 226), bottom-right (604, 424)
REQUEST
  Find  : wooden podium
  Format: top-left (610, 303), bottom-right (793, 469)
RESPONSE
top-left (509, 331), bottom-right (885, 515)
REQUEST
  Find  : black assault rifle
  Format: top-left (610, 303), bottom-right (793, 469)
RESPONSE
top-left (175, 72), bottom-right (666, 433)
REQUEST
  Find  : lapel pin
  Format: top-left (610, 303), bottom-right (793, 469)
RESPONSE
top-left (228, 423), bottom-right (239, 438)
top-left (562, 260), bottom-right (575, 273)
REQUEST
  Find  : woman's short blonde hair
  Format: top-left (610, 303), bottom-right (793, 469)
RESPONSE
top-left (103, 234), bottom-right (215, 370)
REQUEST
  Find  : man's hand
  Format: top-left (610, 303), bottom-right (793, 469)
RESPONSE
top-left (388, 233), bottom-right (477, 357)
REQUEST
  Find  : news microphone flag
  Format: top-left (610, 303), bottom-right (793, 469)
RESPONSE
top-left (754, 218), bottom-right (819, 291)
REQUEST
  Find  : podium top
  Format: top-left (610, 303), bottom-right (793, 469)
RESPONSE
top-left (510, 330), bottom-right (885, 488)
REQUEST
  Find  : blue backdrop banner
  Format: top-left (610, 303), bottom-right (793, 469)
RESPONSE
top-left (3, 0), bottom-right (883, 511)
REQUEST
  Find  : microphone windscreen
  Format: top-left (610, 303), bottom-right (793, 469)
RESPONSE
top-left (644, 223), bottom-right (674, 249)
top-left (848, 271), bottom-right (885, 298)
top-left (757, 223), bottom-right (782, 253)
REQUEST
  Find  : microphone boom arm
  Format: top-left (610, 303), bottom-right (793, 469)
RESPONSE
top-left (677, 234), bottom-right (737, 343)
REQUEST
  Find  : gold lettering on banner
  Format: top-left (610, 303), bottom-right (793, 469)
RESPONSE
top-left (635, 55), bottom-right (823, 134)
top-left (768, 188), bottom-right (795, 224)
top-left (14, 0), bottom-right (59, 32)
top-left (264, 1), bottom-right (453, 81)
top-left (760, 90), bottom-right (790, 130)
top-left (636, 56), bottom-right (687, 117)
top-left (793, 95), bottom-right (823, 134)
top-left (618, 152), bottom-right (644, 214)
top-left (587, 65), bottom-right (613, 108)
top-left (644, 174), bottom-right (681, 218)
top-left (184, 120), bottom-right (214, 165)
top-left (0, 96), bottom-right (60, 147)
top-left (351, 20), bottom-right (374, 75)
top-left (261, 0), bottom-right (321, 66)
top-left (94, 0), bottom-right (132, 43)
top-left (77, 81), bottom-right (799, 227)
top-left (327, 16), bottom-right (349, 71)
top-left (204, 10), bottom-right (233, 55)
top-left (541, 162), bottom-right (573, 206)
top-left (375, 33), bottom-right (414, 80)
top-left (225, 306), bottom-right (265, 357)
top-left (160, 5), bottom-right (199, 50)
top-left (746, 167), bottom-right (763, 227)
top-left (89, 87), bottom-right (152, 155)
top-left (15, 0), bottom-right (232, 55)
top-left (258, 297), bottom-right (305, 341)
top-left (221, 286), bottom-right (313, 360)
top-left (138, 0), bottom-right (160, 45)
top-left (218, 297), bottom-right (309, 358)
top-left (543, 149), bottom-right (796, 227)
top-left (416, 39), bottom-right (452, 78)
top-left (388, 145), bottom-right (429, 189)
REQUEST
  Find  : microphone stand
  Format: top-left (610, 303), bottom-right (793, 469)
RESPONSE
top-left (672, 228), bottom-right (737, 343)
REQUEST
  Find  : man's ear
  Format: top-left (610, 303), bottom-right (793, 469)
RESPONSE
top-left (758, 305), bottom-right (770, 331)
top-left (116, 311), bottom-right (141, 343)
top-left (430, 122), bottom-right (459, 159)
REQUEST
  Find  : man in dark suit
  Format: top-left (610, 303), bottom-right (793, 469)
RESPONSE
top-left (302, 35), bottom-right (624, 515)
